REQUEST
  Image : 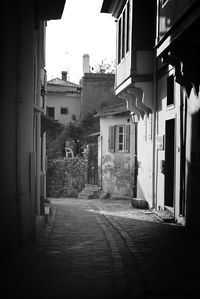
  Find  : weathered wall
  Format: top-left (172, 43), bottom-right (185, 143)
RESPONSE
top-left (101, 153), bottom-right (133, 198)
top-left (99, 115), bottom-right (135, 198)
top-left (47, 157), bottom-right (87, 198)
top-left (80, 73), bottom-right (120, 119)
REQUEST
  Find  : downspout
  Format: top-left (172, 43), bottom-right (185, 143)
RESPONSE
top-left (152, 1), bottom-right (158, 210)
top-left (133, 121), bottom-right (138, 198)
top-left (100, 135), bottom-right (103, 189)
top-left (152, 48), bottom-right (157, 210)
top-left (179, 88), bottom-right (187, 217)
top-left (35, 22), bottom-right (44, 216)
top-left (16, 2), bottom-right (23, 245)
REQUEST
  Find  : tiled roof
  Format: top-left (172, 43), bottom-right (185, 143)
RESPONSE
top-left (95, 101), bottom-right (130, 117)
top-left (47, 78), bottom-right (81, 94)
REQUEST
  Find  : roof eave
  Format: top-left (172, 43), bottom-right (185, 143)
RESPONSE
top-left (36, 0), bottom-right (66, 21)
top-left (101, 0), bottom-right (126, 18)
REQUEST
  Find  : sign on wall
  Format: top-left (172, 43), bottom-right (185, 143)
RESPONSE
top-left (156, 135), bottom-right (165, 150)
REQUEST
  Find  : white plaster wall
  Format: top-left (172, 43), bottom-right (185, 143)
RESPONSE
top-left (155, 70), bottom-right (181, 217)
top-left (47, 93), bottom-right (81, 122)
top-left (137, 115), bottom-right (153, 207)
top-left (116, 52), bottom-right (132, 88)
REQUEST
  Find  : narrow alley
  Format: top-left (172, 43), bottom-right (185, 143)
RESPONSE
top-left (2, 198), bottom-right (200, 299)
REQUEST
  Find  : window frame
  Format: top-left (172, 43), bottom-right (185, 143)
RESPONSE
top-left (60, 107), bottom-right (68, 115)
top-left (117, 0), bottom-right (130, 65)
top-left (108, 125), bottom-right (130, 153)
top-left (47, 106), bottom-right (55, 119)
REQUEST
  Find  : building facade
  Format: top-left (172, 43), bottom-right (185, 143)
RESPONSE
top-left (0, 0), bottom-right (66, 254)
top-left (96, 102), bottom-right (136, 199)
top-left (101, 0), bottom-right (200, 229)
top-left (155, 0), bottom-right (200, 228)
top-left (47, 72), bottom-right (81, 123)
top-left (101, 0), bottom-right (155, 209)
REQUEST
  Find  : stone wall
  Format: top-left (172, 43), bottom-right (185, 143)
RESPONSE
top-left (47, 157), bottom-right (87, 198)
top-left (81, 73), bottom-right (121, 119)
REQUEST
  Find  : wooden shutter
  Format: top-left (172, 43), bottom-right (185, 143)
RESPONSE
top-left (108, 126), bottom-right (115, 152)
top-left (125, 125), bottom-right (130, 152)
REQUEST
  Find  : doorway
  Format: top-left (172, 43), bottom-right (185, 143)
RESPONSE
top-left (164, 118), bottom-right (175, 208)
top-left (87, 143), bottom-right (98, 185)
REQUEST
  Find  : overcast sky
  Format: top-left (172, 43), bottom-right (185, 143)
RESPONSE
top-left (46, 0), bottom-right (116, 84)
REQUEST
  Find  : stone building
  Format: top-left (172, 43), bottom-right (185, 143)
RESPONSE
top-left (80, 54), bottom-right (120, 119)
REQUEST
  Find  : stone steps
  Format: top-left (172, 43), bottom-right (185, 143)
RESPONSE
top-left (78, 184), bottom-right (100, 199)
top-left (154, 209), bottom-right (175, 223)
top-left (85, 184), bottom-right (99, 191)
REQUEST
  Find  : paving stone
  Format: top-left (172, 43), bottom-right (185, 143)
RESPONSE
top-left (2, 198), bottom-right (200, 299)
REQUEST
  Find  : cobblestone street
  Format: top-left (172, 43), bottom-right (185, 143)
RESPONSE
top-left (3, 198), bottom-right (200, 299)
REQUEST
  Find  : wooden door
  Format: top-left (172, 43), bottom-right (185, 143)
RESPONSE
top-left (164, 119), bottom-right (175, 207)
top-left (87, 143), bottom-right (98, 185)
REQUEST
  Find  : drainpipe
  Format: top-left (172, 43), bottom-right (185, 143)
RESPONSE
top-left (152, 1), bottom-right (159, 210)
top-left (133, 121), bottom-right (138, 198)
top-left (16, 3), bottom-right (23, 245)
top-left (179, 87), bottom-right (187, 216)
top-left (35, 25), bottom-right (42, 216)
top-left (152, 48), bottom-right (157, 209)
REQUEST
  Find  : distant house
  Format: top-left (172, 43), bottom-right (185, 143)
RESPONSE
top-left (47, 71), bottom-right (81, 123)
top-left (96, 101), bottom-right (136, 199)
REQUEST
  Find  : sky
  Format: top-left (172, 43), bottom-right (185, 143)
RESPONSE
top-left (46, 0), bottom-right (116, 84)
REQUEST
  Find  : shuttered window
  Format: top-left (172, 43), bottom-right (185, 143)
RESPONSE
top-left (108, 126), bottom-right (115, 152)
top-left (108, 125), bottom-right (130, 153)
top-left (125, 125), bottom-right (130, 152)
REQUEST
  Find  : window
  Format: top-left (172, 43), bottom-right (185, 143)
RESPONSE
top-left (60, 107), bottom-right (68, 115)
top-left (118, 19), bottom-right (121, 64)
top-left (47, 107), bottom-right (55, 119)
top-left (167, 75), bottom-right (174, 106)
top-left (117, 0), bottom-right (130, 64)
top-left (108, 125), bottom-right (130, 152)
top-left (126, 0), bottom-right (130, 53)
top-left (122, 10), bottom-right (126, 59)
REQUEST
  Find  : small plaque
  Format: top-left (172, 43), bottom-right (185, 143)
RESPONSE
top-left (156, 135), bottom-right (165, 150)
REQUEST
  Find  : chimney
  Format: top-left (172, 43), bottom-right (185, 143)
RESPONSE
top-left (83, 54), bottom-right (90, 75)
top-left (61, 71), bottom-right (68, 81)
